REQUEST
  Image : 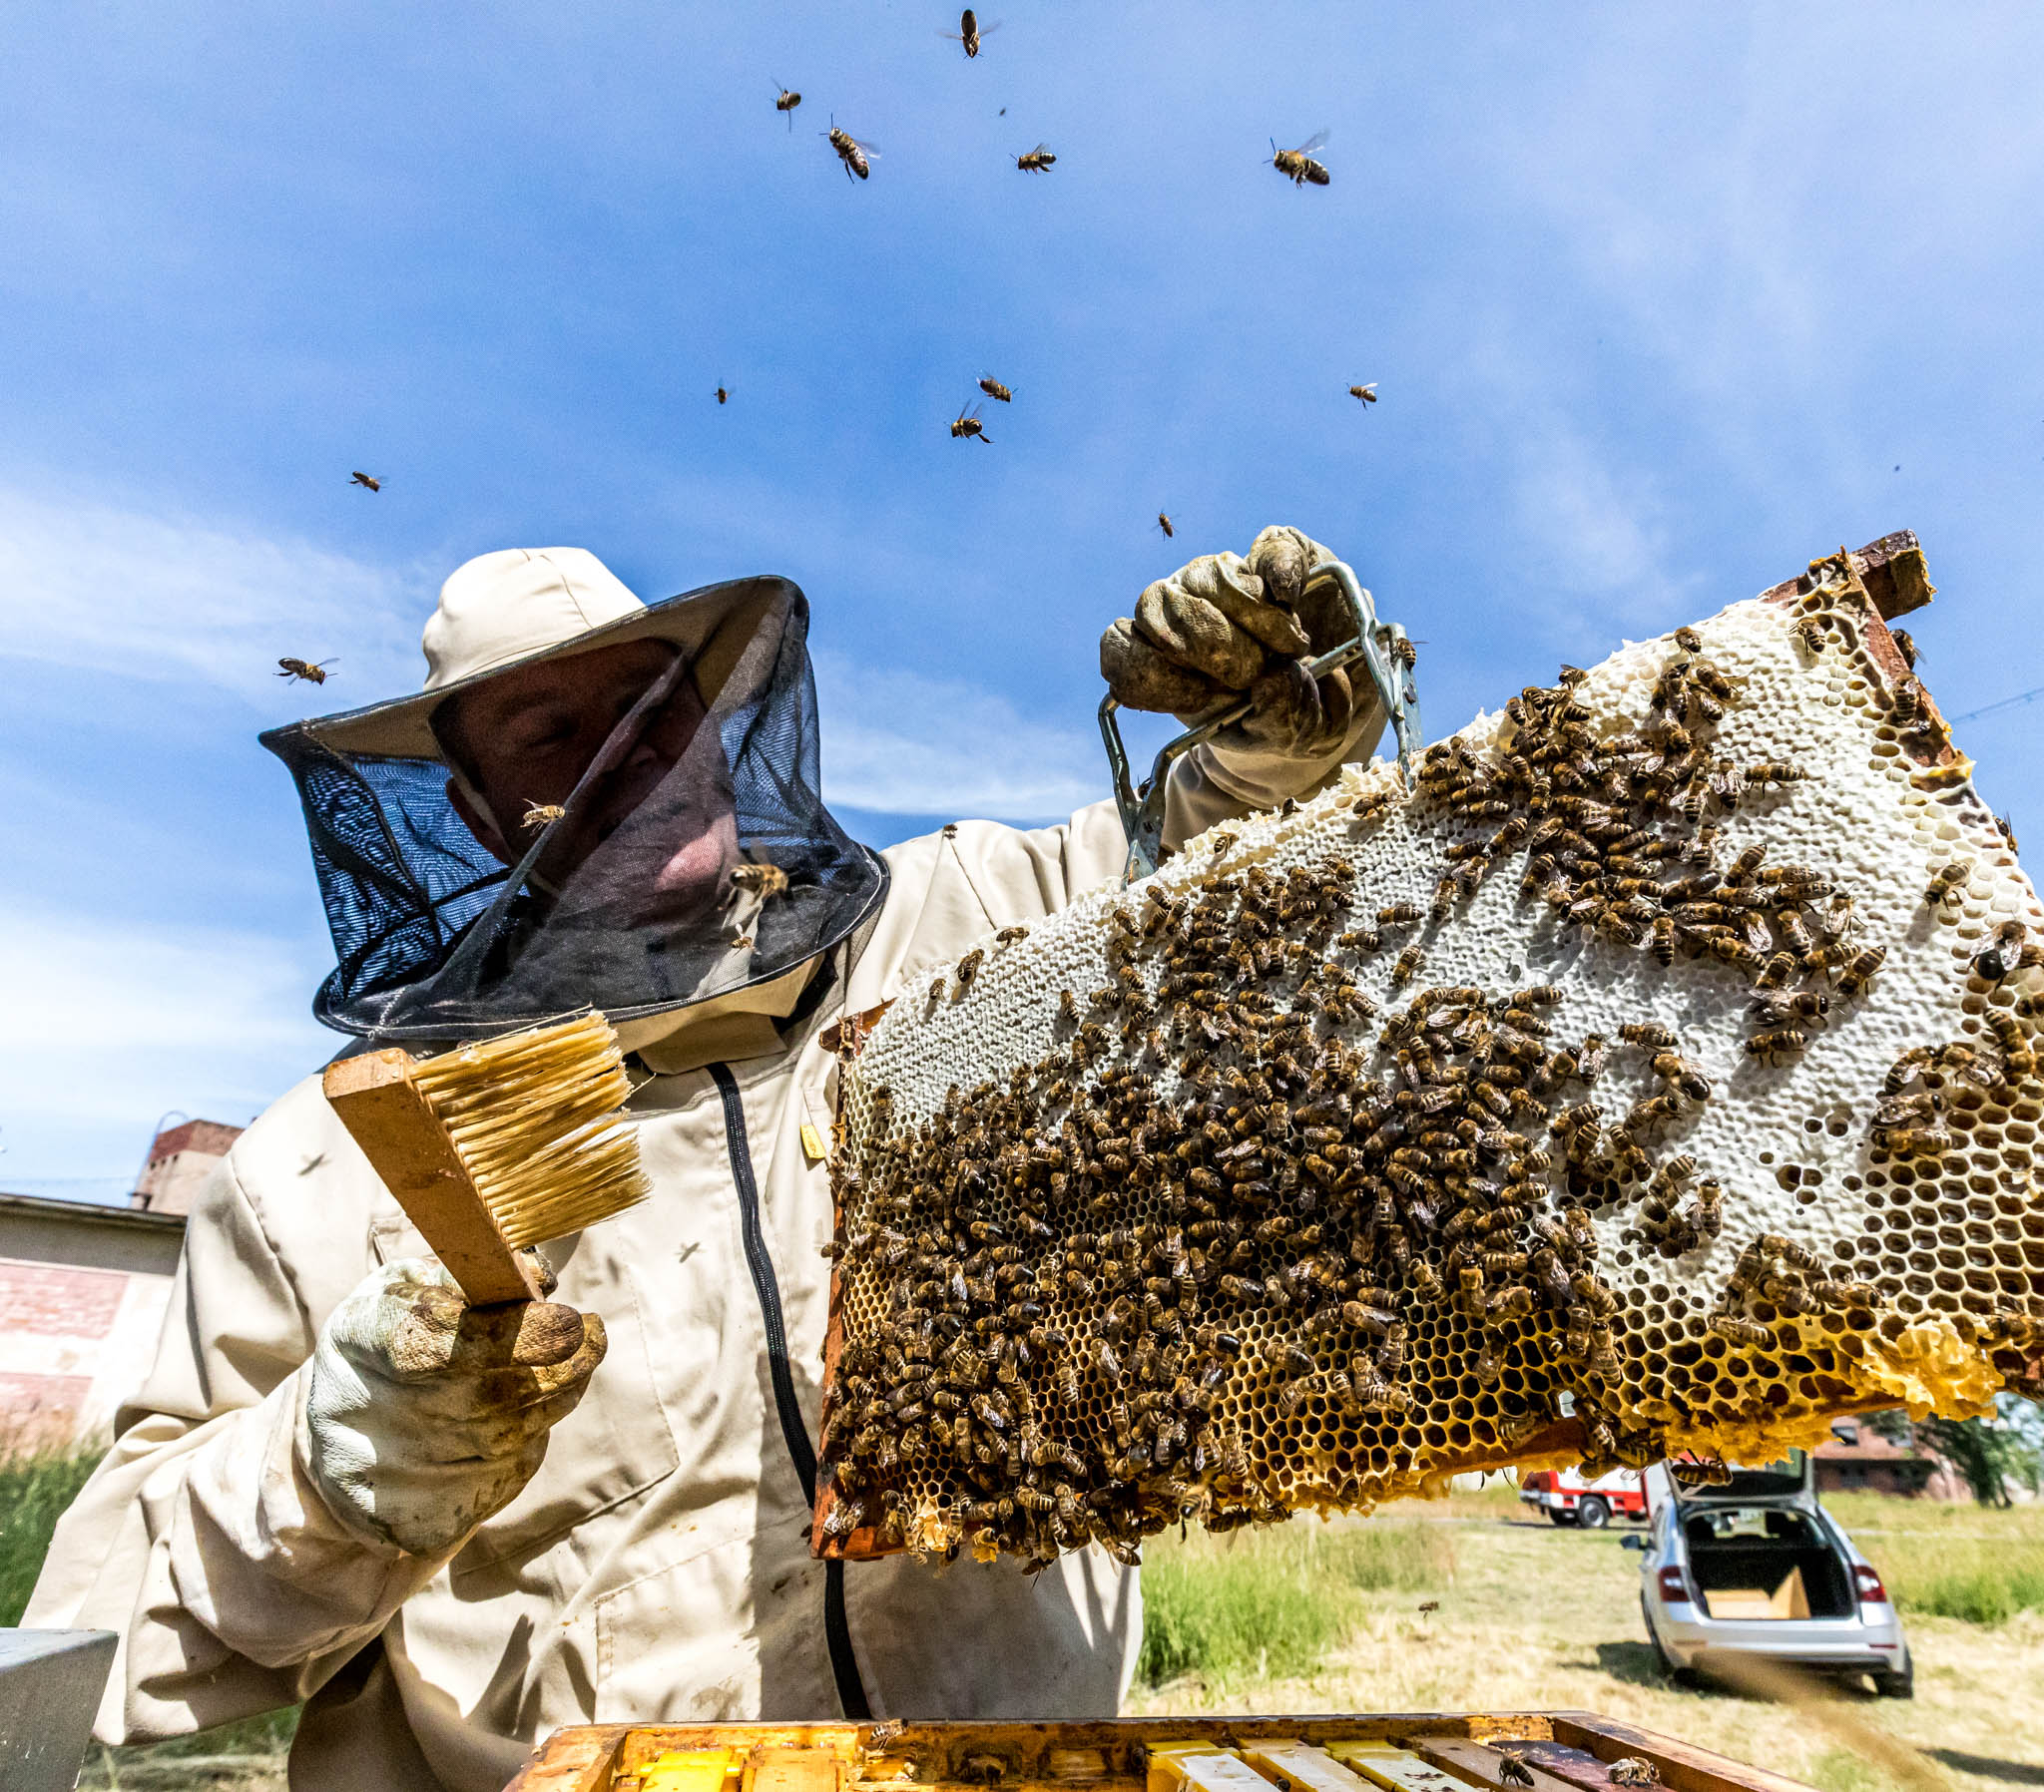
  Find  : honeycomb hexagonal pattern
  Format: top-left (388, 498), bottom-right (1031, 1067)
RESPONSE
top-left (816, 553), bottom-right (2043, 1568)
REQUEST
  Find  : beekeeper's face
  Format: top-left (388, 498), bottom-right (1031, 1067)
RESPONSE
top-left (437, 638), bottom-right (727, 898)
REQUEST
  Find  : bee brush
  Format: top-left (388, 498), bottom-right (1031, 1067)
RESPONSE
top-left (320, 1011), bottom-right (650, 1305)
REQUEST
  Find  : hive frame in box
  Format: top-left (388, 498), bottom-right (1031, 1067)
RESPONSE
top-left (508, 1712), bottom-right (1815, 1792)
top-left (814, 529), bottom-right (2036, 1568)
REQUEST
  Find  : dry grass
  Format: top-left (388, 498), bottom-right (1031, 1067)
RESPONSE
top-left (1128, 1482), bottom-right (2044, 1792)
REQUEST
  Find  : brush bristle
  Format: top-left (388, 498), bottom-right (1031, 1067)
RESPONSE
top-left (410, 1011), bottom-right (650, 1247)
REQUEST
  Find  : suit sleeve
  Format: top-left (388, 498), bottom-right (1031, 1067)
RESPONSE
top-left (22, 1148), bottom-right (450, 1743)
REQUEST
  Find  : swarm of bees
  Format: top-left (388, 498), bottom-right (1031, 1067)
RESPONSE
top-left (817, 561), bottom-right (2042, 1571)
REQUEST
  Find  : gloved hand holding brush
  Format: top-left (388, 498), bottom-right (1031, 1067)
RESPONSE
top-left (299, 1257), bottom-right (607, 1557)
top-left (1099, 524), bottom-right (1361, 758)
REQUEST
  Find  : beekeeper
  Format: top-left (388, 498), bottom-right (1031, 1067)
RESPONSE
top-left (30, 532), bottom-right (1387, 1792)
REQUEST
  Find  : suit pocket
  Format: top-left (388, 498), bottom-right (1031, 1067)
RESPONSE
top-left (367, 1214), bottom-right (683, 1575)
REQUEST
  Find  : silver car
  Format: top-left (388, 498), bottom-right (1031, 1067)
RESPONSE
top-left (1626, 1451), bottom-right (1913, 1696)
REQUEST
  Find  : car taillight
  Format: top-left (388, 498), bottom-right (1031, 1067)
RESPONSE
top-left (1657, 1567), bottom-right (1692, 1603)
top-left (1853, 1565), bottom-right (1889, 1604)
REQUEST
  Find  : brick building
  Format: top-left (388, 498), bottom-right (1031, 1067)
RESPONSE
top-left (1813, 1415), bottom-right (1959, 1498)
top-left (132, 1118), bottom-right (242, 1217)
top-left (1, 1117), bottom-right (242, 1451)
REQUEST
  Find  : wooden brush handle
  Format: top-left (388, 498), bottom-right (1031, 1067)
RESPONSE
top-left (322, 1049), bottom-right (548, 1306)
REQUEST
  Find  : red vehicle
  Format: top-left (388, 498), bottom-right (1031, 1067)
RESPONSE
top-left (1519, 1465), bottom-right (1648, 1528)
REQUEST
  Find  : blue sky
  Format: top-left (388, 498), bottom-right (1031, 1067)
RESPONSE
top-left (3, 3), bottom-right (2041, 1198)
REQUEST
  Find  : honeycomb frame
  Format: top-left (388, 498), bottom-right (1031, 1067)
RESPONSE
top-left (812, 541), bottom-right (2044, 1568)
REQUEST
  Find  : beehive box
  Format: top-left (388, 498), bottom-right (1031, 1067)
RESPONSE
top-left (814, 533), bottom-right (2044, 1568)
top-left (508, 1713), bottom-right (1813, 1792)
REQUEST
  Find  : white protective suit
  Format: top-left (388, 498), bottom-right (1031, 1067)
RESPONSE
top-left (26, 729), bottom-right (1382, 1791)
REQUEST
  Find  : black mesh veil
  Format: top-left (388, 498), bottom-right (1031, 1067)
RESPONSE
top-left (260, 576), bottom-right (887, 1045)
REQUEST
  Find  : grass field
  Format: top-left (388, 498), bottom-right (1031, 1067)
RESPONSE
top-left (1130, 1480), bottom-right (2044, 1792)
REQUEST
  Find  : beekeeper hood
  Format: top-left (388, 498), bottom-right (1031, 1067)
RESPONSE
top-left (261, 550), bottom-right (886, 1050)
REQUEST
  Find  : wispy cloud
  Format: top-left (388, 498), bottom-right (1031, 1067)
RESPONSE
top-left (0, 903), bottom-right (334, 1182)
top-left (0, 483), bottom-right (424, 702)
top-left (812, 648), bottom-right (1100, 820)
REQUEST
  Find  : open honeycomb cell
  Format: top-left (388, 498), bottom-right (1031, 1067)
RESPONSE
top-left (812, 550), bottom-right (2044, 1568)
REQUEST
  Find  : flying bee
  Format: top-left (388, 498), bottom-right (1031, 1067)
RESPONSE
top-left (1890, 628), bottom-right (1920, 670)
top-left (1972, 920), bottom-right (2027, 983)
top-left (1746, 1027), bottom-right (1807, 1063)
top-left (1014, 144), bottom-right (1056, 173)
top-left (1618, 1022), bottom-right (1678, 1049)
top-left (1788, 616), bottom-right (1828, 654)
top-left (347, 470), bottom-right (381, 492)
top-left (950, 403), bottom-right (992, 443)
top-left (773, 83), bottom-right (801, 127)
top-left (825, 121), bottom-right (876, 180)
top-left (1348, 382), bottom-right (1378, 406)
top-left (275, 657), bottom-right (336, 684)
top-left (940, 9), bottom-right (999, 56)
top-left (1156, 512), bottom-right (1175, 539)
top-left (521, 800), bottom-right (566, 830)
top-left (972, 375), bottom-right (1014, 404)
top-left (1270, 131), bottom-right (1330, 186)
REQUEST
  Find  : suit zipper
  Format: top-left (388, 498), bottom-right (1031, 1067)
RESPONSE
top-left (708, 1062), bottom-right (871, 1720)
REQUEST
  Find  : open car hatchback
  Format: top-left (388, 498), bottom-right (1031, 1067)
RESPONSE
top-left (1627, 1452), bottom-right (1913, 1696)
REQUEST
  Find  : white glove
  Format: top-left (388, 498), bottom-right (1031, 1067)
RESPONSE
top-left (1099, 525), bottom-right (1366, 759)
top-left (298, 1257), bottom-right (607, 1558)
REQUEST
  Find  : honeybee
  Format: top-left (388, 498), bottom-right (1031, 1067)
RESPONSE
top-left (1834, 944), bottom-right (1887, 996)
top-left (1378, 903), bottom-right (1423, 927)
top-left (1877, 1123), bottom-right (1952, 1156)
top-left (731, 861), bottom-right (789, 898)
top-left (1711, 1314), bottom-right (1776, 1348)
top-left (1497, 1758), bottom-right (1536, 1790)
top-left (1619, 1023), bottom-right (1677, 1049)
top-left (1753, 951), bottom-right (1797, 992)
top-left (1972, 920), bottom-right (2027, 983)
top-left (1578, 1034), bottom-right (1609, 1081)
top-left (955, 948), bottom-right (986, 988)
top-left (1348, 383), bottom-right (1378, 406)
top-left (1693, 1179), bottom-right (1724, 1239)
top-left (521, 800), bottom-right (566, 830)
top-left (1651, 914), bottom-right (1677, 966)
top-left (1210, 830), bottom-right (1238, 854)
top-left (1390, 946), bottom-right (1425, 987)
top-left (1746, 761), bottom-right (1808, 787)
top-left (1925, 860), bottom-right (1971, 905)
top-left (826, 122), bottom-right (875, 180)
top-left (1014, 144), bottom-right (1056, 173)
top-left (968, 375), bottom-right (1014, 405)
top-left (1745, 1027), bottom-right (1807, 1062)
top-left (1674, 626), bottom-right (1703, 654)
top-left (773, 84), bottom-right (801, 126)
top-left (1788, 616), bottom-right (1828, 654)
top-left (950, 404), bottom-right (992, 443)
top-left (1652, 1053), bottom-right (1713, 1100)
top-left (1750, 989), bottom-right (1828, 1026)
top-left (347, 470), bottom-right (380, 492)
top-left (1723, 844), bottom-right (1767, 884)
top-left (1156, 512), bottom-right (1175, 539)
top-left (1271, 131), bottom-right (1331, 186)
top-left (716, 384), bottom-right (731, 405)
top-left (275, 658), bottom-right (336, 684)
top-left (942, 8), bottom-right (1000, 55)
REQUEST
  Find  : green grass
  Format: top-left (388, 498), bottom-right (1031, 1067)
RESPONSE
top-left (1822, 1492), bottom-right (2044, 1625)
top-left (0, 1444), bottom-right (105, 1624)
top-left (1137, 1518), bottom-right (1455, 1688)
